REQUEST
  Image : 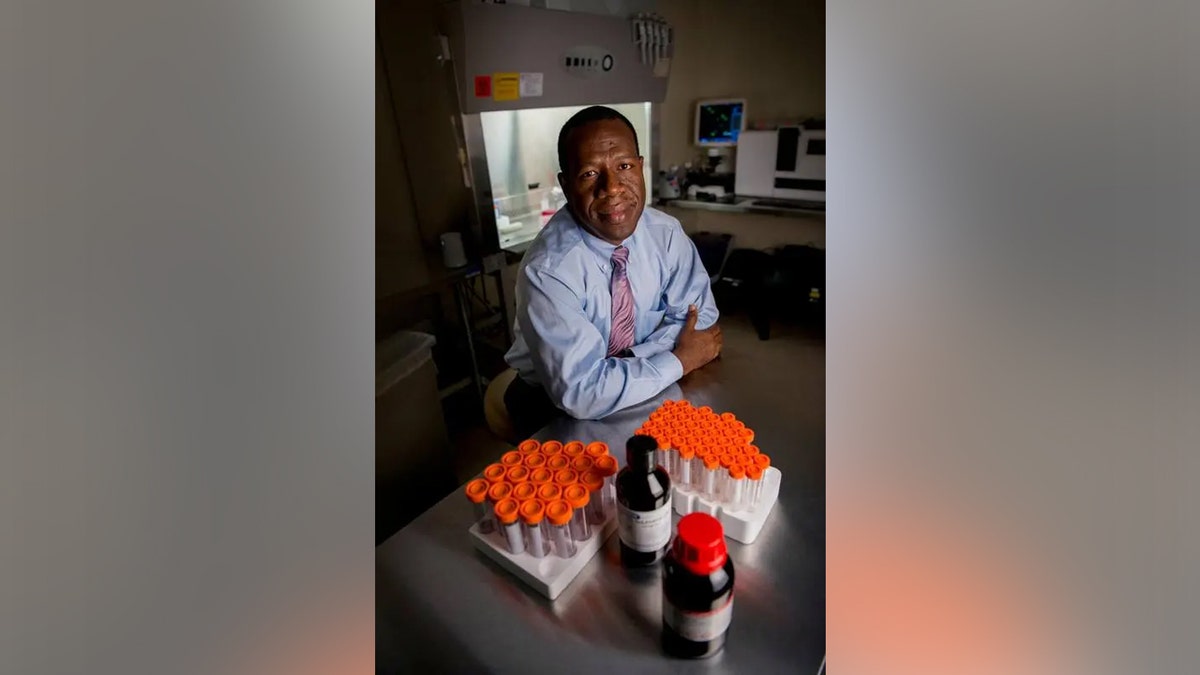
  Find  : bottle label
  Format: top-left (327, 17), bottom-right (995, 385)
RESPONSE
top-left (664, 594), bottom-right (734, 642)
top-left (617, 498), bottom-right (672, 552)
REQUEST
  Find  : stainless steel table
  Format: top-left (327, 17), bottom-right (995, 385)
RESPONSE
top-left (377, 352), bottom-right (826, 674)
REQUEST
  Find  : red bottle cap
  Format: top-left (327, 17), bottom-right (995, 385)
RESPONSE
top-left (672, 512), bottom-right (728, 576)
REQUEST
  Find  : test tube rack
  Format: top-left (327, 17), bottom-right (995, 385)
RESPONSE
top-left (671, 466), bottom-right (782, 544)
top-left (469, 516), bottom-right (617, 600)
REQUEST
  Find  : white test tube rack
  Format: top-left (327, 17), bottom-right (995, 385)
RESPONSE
top-left (468, 514), bottom-right (617, 600)
top-left (670, 466), bottom-right (782, 544)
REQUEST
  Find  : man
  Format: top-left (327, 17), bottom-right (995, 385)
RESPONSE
top-left (503, 105), bottom-right (723, 436)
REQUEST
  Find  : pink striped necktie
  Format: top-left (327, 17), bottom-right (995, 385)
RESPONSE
top-left (607, 245), bottom-right (635, 357)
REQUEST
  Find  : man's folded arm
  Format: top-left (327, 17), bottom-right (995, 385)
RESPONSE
top-left (519, 267), bottom-right (683, 419)
top-left (628, 224), bottom-right (721, 359)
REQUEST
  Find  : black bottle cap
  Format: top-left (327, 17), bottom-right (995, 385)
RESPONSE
top-left (626, 434), bottom-right (658, 472)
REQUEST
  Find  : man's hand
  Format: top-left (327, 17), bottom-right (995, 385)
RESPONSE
top-left (672, 305), bottom-right (723, 376)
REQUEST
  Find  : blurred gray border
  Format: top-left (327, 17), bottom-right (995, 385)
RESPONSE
top-left (1, 2), bottom-right (374, 674)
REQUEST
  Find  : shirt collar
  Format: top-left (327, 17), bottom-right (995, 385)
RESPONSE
top-left (575, 210), bottom-right (644, 267)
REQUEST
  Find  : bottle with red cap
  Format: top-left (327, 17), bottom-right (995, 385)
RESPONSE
top-left (662, 512), bottom-right (735, 658)
top-left (616, 434), bottom-right (673, 567)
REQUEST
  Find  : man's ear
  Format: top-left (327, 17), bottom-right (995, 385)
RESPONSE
top-left (557, 172), bottom-right (566, 190)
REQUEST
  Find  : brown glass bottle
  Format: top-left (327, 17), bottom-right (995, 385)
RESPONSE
top-left (616, 434), bottom-right (672, 566)
top-left (662, 512), bottom-right (735, 658)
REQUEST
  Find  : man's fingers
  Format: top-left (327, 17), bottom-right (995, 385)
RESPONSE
top-left (683, 304), bottom-right (698, 331)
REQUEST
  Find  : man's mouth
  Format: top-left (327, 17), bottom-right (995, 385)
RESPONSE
top-left (597, 202), bottom-right (634, 224)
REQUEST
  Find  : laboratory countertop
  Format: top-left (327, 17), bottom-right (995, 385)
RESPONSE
top-left (664, 197), bottom-right (826, 218)
top-left (376, 355), bottom-right (827, 674)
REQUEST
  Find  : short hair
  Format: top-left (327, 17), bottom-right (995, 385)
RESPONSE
top-left (557, 105), bottom-right (640, 175)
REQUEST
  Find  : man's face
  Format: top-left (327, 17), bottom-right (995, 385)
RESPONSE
top-left (558, 119), bottom-right (646, 245)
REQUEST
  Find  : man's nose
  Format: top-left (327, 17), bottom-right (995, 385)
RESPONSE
top-left (595, 169), bottom-right (625, 197)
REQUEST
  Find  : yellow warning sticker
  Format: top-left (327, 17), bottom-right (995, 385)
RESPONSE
top-left (493, 72), bottom-right (520, 101)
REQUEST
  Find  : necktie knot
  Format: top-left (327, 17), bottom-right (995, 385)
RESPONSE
top-left (611, 245), bottom-right (629, 271)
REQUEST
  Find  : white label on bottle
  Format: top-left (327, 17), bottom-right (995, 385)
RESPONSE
top-left (617, 498), bottom-right (672, 552)
top-left (664, 594), bottom-right (734, 642)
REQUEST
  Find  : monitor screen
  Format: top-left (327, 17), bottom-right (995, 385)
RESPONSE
top-left (696, 101), bottom-right (745, 146)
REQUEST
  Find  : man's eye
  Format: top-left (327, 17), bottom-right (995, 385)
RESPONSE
top-left (619, 163), bottom-right (632, 170)
top-left (580, 170), bottom-right (597, 179)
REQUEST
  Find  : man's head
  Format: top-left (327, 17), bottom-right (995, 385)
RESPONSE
top-left (556, 106), bottom-right (646, 245)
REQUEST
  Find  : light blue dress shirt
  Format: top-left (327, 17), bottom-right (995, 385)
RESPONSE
top-left (505, 205), bottom-right (719, 420)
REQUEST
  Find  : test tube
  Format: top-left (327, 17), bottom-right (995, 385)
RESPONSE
top-left (512, 481), bottom-right (537, 504)
top-left (519, 499), bottom-right (550, 558)
top-left (718, 454), bottom-right (735, 503)
top-left (580, 470), bottom-right (605, 524)
top-left (529, 467), bottom-right (553, 486)
top-left (585, 441), bottom-right (608, 460)
top-left (546, 500), bottom-right (576, 557)
top-left (553, 468), bottom-right (578, 488)
top-left (563, 484), bottom-right (592, 541)
top-left (500, 450), bottom-right (523, 467)
top-left (541, 440), bottom-right (564, 456)
top-left (689, 445), bottom-right (705, 492)
top-left (546, 454), bottom-right (570, 471)
top-left (483, 463), bottom-right (507, 484)
top-left (746, 465), bottom-right (764, 508)
top-left (701, 454), bottom-right (719, 500)
top-left (524, 452), bottom-right (547, 470)
top-left (536, 482), bottom-right (562, 504)
top-left (518, 439), bottom-right (540, 454)
top-left (677, 444), bottom-right (694, 491)
top-left (464, 478), bottom-right (494, 534)
top-left (667, 438), bottom-right (682, 479)
top-left (562, 441), bottom-right (585, 458)
top-left (571, 454), bottom-right (594, 475)
top-left (728, 465), bottom-right (747, 511)
top-left (655, 432), bottom-right (670, 473)
top-left (494, 498), bottom-right (524, 554)
top-left (593, 454), bottom-right (618, 516)
top-left (505, 465), bottom-right (530, 485)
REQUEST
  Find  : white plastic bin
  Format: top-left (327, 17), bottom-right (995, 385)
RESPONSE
top-left (376, 331), bottom-right (453, 543)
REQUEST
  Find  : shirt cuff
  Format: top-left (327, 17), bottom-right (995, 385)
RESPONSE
top-left (647, 350), bottom-right (684, 383)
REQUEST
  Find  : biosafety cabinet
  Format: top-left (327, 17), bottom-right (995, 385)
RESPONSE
top-left (439, 1), bottom-right (674, 254)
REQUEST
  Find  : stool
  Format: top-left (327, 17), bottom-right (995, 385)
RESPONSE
top-left (484, 368), bottom-right (519, 443)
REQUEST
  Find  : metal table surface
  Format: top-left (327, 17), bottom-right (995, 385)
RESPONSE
top-left (377, 350), bottom-right (826, 674)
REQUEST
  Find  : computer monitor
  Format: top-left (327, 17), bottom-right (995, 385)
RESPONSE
top-left (694, 99), bottom-right (746, 147)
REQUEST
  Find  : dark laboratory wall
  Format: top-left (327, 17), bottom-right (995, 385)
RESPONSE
top-left (376, 37), bottom-right (428, 299)
top-left (657, 0), bottom-right (826, 168)
top-left (376, 0), bottom-right (474, 302)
